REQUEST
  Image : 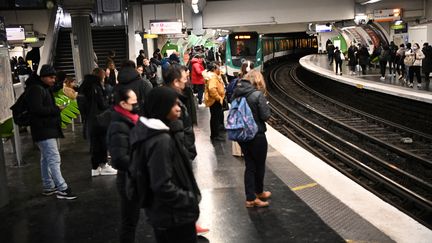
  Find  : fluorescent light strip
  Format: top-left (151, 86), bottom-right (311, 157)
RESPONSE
top-left (361, 0), bottom-right (382, 5)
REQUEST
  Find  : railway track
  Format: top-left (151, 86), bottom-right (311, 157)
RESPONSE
top-left (266, 62), bottom-right (432, 229)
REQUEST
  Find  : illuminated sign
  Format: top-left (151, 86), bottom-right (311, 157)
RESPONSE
top-left (23, 37), bottom-right (38, 43)
top-left (316, 24), bottom-right (332, 33)
top-left (6, 27), bottom-right (25, 41)
top-left (150, 20), bottom-right (182, 35)
top-left (235, 35), bottom-right (251, 39)
top-left (144, 34), bottom-right (158, 39)
top-left (373, 9), bottom-right (402, 22)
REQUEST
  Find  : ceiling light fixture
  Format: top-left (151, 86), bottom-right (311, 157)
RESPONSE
top-left (361, 0), bottom-right (382, 5)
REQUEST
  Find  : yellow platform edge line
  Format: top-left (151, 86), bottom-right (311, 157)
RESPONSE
top-left (290, 182), bottom-right (318, 191)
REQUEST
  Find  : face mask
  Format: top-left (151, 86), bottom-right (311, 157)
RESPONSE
top-left (131, 103), bottom-right (140, 114)
top-left (412, 46), bottom-right (418, 51)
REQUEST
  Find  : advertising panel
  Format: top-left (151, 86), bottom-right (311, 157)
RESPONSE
top-left (6, 27), bottom-right (25, 41)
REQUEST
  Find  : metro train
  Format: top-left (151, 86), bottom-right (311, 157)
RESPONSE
top-left (224, 31), bottom-right (317, 77)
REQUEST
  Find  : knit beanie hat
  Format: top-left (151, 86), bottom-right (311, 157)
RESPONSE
top-left (145, 87), bottom-right (178, 121)
top-left (40, 65), bottom-right (56, 77)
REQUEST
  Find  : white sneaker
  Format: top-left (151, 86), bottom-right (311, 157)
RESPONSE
top-left (417, 83), bottom-right (422, 88)
top-left (352, 72), bottom-right (356, 75)
top-left (91, 167), bottom-right (101, 177)
top-left (100, 164), bottom-right (117, 176)
top-left (409, 83), bottom-right (414, 88)
top-left (380, 76), bottom-right (385, 80)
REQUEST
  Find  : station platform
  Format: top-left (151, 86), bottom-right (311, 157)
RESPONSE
top-left (300, 54), bottom-right (432, 104)
top-left (0, 105), bottom-right (431, 243)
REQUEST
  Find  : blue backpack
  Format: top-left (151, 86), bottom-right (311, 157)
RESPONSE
top-left (226, 77), bottom-right (240, 102)
top-left (226, 94), bottom-right (258, 142)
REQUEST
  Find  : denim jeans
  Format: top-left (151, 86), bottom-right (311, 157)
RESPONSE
top-left (36, 138), bottom-right (68, 191)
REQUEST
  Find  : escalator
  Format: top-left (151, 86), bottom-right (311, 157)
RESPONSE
top-left (53, 27), bottom-right (128, 78)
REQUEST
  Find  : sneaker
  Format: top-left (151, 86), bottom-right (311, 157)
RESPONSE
top-left (409, 83), bottom-right (414, 88)
top-left (91, 167), bottom-right (101, 177)
top-left (380, 76), bottom-right (385, 81)
top-left (42, 187), bottom-right (58, 196)
top-left (56, 188), bottom-right (77, 200)
top-left (417, 83), bottom-right (422, 88)
top-left (398, 75), bottom-right (403, 80)
top-left (256, 191), bottom-right (272, 200)
top-left (245, 198), bottom-right (269, 208)
top-left (100, 164), bottom-right (117, 176)
top-left (196, 224), bottom-right (209, 236)
top-left (352, 72), bottom-right (356, 75)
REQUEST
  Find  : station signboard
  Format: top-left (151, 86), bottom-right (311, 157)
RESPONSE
top-left (6, 27), bottom-right (25, 41)
top-left (150, 20), bottom-right (183, 35)
top-left (373, 9), bottom-right (401, 22)
top-left (316, 24), bottom-right (332, 33)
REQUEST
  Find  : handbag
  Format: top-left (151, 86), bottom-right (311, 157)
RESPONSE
top-left (222, 96), bottom-right (229, 111)
top-left (95, 109), bottom-right (112, 129)
top-left (340, 52), bottom-right (345, 61)
top-left (404, 53), bottom-right (415, 67)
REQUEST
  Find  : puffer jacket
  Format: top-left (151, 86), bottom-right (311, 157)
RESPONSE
top-left (129, 117), bottom-right (200, 228)
top-left (107, 110), bottom-right (135, 171)
top-left (117, 66), bottom-right (153, 114)
top-left (405, 49), bottom-right (425, 66)
top-left (191, 58), bottom-right (205, 85)
top-left (232, 80), bottom-right (271, 134)
top-left (25, 75), bottom-right (64, 142)
top-left (204, 71), bottom-right (225, 107)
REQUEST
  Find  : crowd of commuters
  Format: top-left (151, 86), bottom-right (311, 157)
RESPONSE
top-left (325, 40), bottom-right (432, 89)
top-left (14, 42), bottom-right (271, 242)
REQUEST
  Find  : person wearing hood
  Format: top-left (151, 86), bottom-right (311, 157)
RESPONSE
top-left (191, 55), bottom-right (205, 104)
top-left (129, 87), bottom-right (201, 243)
top-left (116, 60), bottom-right (153, 114)
top-left (232, 70), bottom-right (271, 208)
top-left (107, 88), bottom-right (140, 243)
top-left (163, 64), bottom-right (209, 236)
top-left (204, 62), bottom-right (226, 141)
top-left (25, 64), bottom-right (77, 199)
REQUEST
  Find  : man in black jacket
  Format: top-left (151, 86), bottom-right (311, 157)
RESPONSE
top-left (25, 65), bottom-right (77, 200)
top-left (163, 64), bottom-right (197, 160)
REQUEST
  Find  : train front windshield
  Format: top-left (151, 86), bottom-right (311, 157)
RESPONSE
top-left (230, 33), bottom-right (258, 57)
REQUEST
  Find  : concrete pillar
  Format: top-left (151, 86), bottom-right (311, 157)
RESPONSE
top-left (0, 140), bottom-right (9, 208)
top-left (191, 12), bottom-right (205, 35)
top-left (62, 0), bottom-right (95, 80)
top-left (71, 11), bottom-right (94, 78)
top-left (128, 3), bottom-right (143, 62)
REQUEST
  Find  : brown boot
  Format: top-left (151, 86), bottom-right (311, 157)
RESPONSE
top-left (245, 198), bottom-right (270, 208)
top-left (256, 191), bottom-right (272, 200)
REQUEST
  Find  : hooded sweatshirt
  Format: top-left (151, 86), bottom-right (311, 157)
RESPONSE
top-left (117, 66), bottom-right (153, 113)
top-left (129, 117), bottom-right (200, 227)
top-left (232, 80), bottom-right (271, 134)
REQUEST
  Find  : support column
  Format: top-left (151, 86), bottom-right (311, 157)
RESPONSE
top-left (62, 0), bottom-right (95, 81)
top-left (71, 11), bottom-right (94, 79)
top-left (191, 12), bottom-right (205, 36)
top-left (128, 3), bottom-right (143, 62)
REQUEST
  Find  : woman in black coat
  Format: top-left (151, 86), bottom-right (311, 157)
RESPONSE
top-left (232, 70), bottom-right (272, 208)
top-left (347, 44), bottom-right (358, 75)
top-left (107, 88), bottom-right (140, 243)
top-left (357, 44), bottom-right (370, 75)
top-left (80, 74), bottom-right (116, 176)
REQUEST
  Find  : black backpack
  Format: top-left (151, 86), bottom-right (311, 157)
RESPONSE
top-left (10, 91), bottom-right (30, 126)
top-left (125, 143), bottom-right (152, 208)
